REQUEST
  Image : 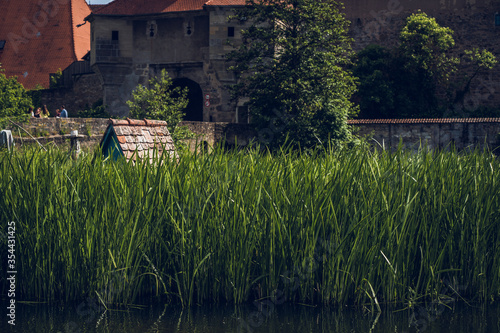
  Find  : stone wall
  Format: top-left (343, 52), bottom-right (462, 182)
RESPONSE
top-left (37, 73), bottom-right (104, 117)
top-left (5, 118), bottom-right (109, 137)
top-left (182, 118), bottom-right (500, 151)
top-left (180, 121), bottom-right (257, 148)
top-left (89, 7), bottom-right (251, 120)
top-left (5, 118), bottom-right (108, 151)
top-left (13, 135), bottom-right (102, 151)
top-left (4, 118), bottom-right (500, 152)
top-left (350, 118), bottom-right (500, 151)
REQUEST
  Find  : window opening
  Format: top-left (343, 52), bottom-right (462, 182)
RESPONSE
top-left (228, 27), bottom-right (235, 37)
top-left (112, 30), bottom-right (119, 41)
top-left (0, 40), bottom-right (5, 50)
top-left (148, 21), bottom-right (157, 38)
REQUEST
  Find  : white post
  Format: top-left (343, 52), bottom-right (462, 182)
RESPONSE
top-left (70, 130), bottom-right (81, 159)
top-left (0, 130), bottom-right (14, 151)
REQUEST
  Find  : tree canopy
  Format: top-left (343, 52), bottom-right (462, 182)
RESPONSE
top-left (0, 63), bottom-right (33, 118)
top-left (353, 12), bottom-right (497, 118)
top-left (127, 69), bottom-right (193, 144)
top-left (399, 12), bottom-right (458, 83)
top-left (228, 0), bottom-right (358, 148)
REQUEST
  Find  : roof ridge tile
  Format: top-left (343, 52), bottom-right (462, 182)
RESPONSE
top-left (144, 118), bottom-right (168, 127)
top-left (109, 118), bottom-right (129, 126)
top-left (126, 118), bottom-right (147, 126)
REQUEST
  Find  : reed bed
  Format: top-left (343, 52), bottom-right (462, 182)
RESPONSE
top-left (1, 144), bottom-right (500, 307)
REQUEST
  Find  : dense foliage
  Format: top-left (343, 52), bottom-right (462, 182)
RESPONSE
top-left (49, 68), bottom-right (63, 89)
top-left (399, 12), bottom-right (458, 83)
top-left (353, 12), bottom-right (497, 118)
top-left (0, 63), bottom-right (33, 118)
top-left (77, 99), bottom-right (109, 118)
top-left (228, 0), bottom-right (358, 148)
top-left (1, 145), bottom-right (500, 307)
top-left (353, 45), bottom-right (400, 118)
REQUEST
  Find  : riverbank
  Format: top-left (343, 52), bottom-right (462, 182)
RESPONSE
top-left (3, 301), bottom-right (500, 333)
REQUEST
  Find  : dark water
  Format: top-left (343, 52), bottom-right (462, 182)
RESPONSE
top-left (2, 300), bottom-right (500, 333)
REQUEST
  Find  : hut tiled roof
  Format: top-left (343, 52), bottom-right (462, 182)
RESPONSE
top-left (0, 0), bottom-right (91, 89)
top-left (101, 118), bottom-right (177, 162)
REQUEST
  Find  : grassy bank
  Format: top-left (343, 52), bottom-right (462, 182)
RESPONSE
top-left (1, 145), bottom-right (499, 307)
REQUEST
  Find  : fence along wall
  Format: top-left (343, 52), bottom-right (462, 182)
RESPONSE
top-left (3, 118), bottom-right (500, 151)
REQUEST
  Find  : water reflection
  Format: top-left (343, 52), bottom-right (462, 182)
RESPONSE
top-left (2, 301), bottom-right (499, 332)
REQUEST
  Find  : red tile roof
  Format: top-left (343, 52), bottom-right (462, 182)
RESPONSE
top-left (0, 0), bottom-right (91, 89)
top-left (89, 4), bottom-right (106, 12)
top-left (95, 0), bottom-right (204, 15)
top-left (94, 0), bottom-right (245, 15)
top-left (103, 118), bottom-right (177, 161)
top-left (348, 118), bottom-right (500, 124)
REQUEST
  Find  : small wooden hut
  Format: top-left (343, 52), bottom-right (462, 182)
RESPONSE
top-left (100, 118), bottom-right (176, 162)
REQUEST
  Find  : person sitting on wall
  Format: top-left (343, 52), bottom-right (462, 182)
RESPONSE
top-left (55, 109), bottom-right (61, 118)
top-left (28, 107), bottom-right (34, 117)
top-left (42, 105), bottom-right (50, 118)
top-left (60, 105), bottom-right (68, 118)
top-left (34, 107), bottom-right (41, 118)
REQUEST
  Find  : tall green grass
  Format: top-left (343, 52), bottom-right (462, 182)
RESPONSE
top-left (1, 144), bottom-right (500, 306)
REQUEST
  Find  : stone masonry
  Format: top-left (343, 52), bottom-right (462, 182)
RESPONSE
top-left (5, 118), bottom-right (500, 152)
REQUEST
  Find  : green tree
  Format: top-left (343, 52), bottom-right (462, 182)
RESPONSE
top-left (49, 68), bottom-right (63, 89)
top-left (399, 11), bottom-right (458, 83)
top-left (353, 44), bottom-right (436, 118)
top-left (28, 84), bottom-right (44, 111)
top-left (396, 11), bottom-right (459, 117)
top-left (228, 0), bottom-right (358, 148)
top-left (353, 12), bottom-right (496, 118)
top-left (352, 45), bottom-right (396, 118)
top-left (78, 99), bottom-right (109, 118)
top-left (452, 48), bottom-right (497, 111)
top-left (127, 69), bottom-right (192, 144)
top-left (0, 63), bottom-right (33, 118)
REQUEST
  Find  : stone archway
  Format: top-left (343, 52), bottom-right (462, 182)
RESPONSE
top-left (172, 78), bottom-right (203, 121)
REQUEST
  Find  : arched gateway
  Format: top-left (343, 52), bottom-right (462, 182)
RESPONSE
top-left (172, 78), bottom-right (204, 121)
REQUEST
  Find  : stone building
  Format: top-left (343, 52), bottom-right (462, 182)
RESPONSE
top-left (86, 0), bottom-right (249, 121)
top-left (86, 0), bottom-right (500, 120)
